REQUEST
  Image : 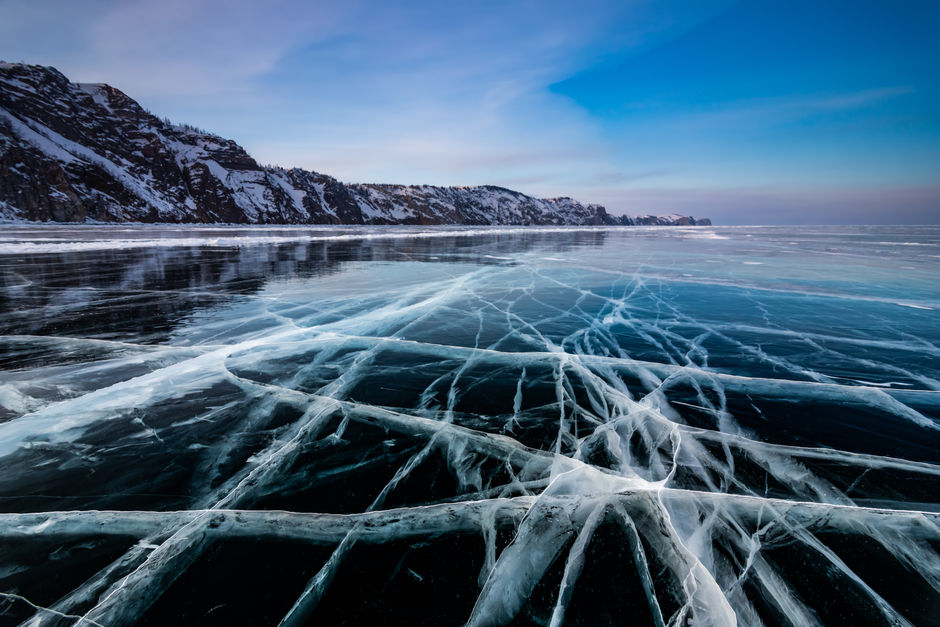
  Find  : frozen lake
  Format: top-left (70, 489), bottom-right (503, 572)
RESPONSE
top-left (0, 224), bottom-right (938, 625)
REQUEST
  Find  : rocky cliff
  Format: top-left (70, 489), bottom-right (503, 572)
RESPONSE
top-left (0, 63), bottom-right (710, 226)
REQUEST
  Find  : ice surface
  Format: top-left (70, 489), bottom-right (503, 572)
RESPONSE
top-left (0, 225), bottom-right (938, 625)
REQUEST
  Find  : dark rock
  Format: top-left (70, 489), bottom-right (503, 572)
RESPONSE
top-left (0, 63), bottom-right (711, 227)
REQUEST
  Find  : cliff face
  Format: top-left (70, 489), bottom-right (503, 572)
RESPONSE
top-left (0, 63), bottom-right (710, 226)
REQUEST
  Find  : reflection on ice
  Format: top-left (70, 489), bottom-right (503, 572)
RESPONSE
top-left (0, 225), bottom-right (938, 625)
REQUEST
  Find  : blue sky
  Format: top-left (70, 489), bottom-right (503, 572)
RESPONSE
top-left (1, 0), bottom-right (938, 223)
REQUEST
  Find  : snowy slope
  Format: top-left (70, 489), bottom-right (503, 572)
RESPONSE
top-left (0, 63), bottom-right (710, 226)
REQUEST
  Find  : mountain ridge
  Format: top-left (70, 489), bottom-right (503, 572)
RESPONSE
top-left (0, 63), bottom-right (710, 226)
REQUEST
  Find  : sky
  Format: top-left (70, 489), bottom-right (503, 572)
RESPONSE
top-left (1, 0), bottom-right (938, 224)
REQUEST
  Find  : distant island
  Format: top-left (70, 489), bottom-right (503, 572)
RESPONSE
top-left (0, 63), bottom-right (710, 227)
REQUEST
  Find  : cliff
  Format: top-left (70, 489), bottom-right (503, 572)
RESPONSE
top-left (0, 63), bottom-right (710, 226)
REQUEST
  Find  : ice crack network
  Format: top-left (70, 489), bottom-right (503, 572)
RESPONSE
top-left (0, 225), bottom-right (938, 626)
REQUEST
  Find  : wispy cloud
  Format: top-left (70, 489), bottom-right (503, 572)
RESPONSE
top-left (651, 87), bottom-right (916, 132)
top-left (0, 0), bottom-right (361, 97)
top-left (2, 0), bottom-right (938, 223)
top-left (2, 0), bottom-right (653, 193)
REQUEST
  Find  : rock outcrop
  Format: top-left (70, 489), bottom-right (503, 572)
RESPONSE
top-left (0, 63), bottom-right (710, 226)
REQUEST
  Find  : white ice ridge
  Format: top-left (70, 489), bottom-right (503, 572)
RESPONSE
top-left (0, 225), bottom-right (621, 254)
top-left (1, 228), bottom-right (938, 626)
top-left (3, 331), bottom-right (936, 459)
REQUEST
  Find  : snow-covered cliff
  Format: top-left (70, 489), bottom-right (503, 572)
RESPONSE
top-left (0, 63), bottom-right (710, 226)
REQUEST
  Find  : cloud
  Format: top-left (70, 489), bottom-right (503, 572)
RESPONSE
top-left (76, 1), bottom-right (354, 97)
top-left (0, 0), bottom-right (735, 187)
top-left (221, 1), bottom-right (661, 186)
top-left (1, 0), bottom-right (635, 188)
top-left (642, 87), bottom-right (916, 133)
top-left (2, 0), bottom-right (936, 224)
